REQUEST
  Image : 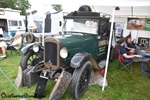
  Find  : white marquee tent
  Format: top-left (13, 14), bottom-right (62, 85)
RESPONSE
top-left (33, 0), bottom-right (150, 91)
top-left (91, 6), bottom-right (150, 40)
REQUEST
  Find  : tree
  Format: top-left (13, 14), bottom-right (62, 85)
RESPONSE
top-left (0, 0), bottom-right (31, 15)
top-left (51, 4), bottom-right (62, 12)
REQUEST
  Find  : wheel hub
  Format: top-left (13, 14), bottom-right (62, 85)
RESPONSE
top-left (31, 58), bottom-right (40, 66)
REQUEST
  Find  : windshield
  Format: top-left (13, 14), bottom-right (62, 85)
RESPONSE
top-left (63, 19), bottom-right (99, 34)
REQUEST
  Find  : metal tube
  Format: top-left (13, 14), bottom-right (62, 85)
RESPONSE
top-left (102, 6), bottom-right (115, 91)
top-left (42, 4), bottom-right (46, 46)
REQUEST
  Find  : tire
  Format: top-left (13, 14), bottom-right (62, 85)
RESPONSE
top-left (20, 50), bottom-right (39, 70)
top-left (78, 5), bottom-right (92, 12)
top-left (70, 61), bottom-right (92, 100)
top-left (26, 33), bottom-right (35, 43)
top-left (25, 34), bottom-right (29, 41)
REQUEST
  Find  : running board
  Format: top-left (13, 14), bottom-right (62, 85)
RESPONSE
top-left (34, 70), bottom-right (49, 99)
top-left (49, 70), bottom-right (72, 100)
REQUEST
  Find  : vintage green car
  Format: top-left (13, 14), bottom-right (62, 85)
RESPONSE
top-left (34, 6), bottom-right (110, 100)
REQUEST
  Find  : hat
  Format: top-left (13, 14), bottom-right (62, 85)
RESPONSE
top-left (125, 32), bottom-right (131, 41)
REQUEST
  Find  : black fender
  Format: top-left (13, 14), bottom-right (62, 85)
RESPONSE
top-left (21, 43), bottom-right (43, 55)
top-left (70, 52), bottom-right (100, 69)
top-left (70, 52), bottom-right (90, 69)
top-left (21, 43), bottom-right (35, 55)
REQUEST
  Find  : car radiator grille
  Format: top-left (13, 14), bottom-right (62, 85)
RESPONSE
top-left (45, 42), bottom-right (57, 66)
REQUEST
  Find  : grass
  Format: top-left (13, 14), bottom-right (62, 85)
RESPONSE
top-left (0, 51), bottom-right (150, 100)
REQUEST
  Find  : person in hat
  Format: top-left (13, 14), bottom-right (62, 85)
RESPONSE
top-left (124, 33), bottom-right (145, 56)
top-left (118, 38), bottom-right (150, 78)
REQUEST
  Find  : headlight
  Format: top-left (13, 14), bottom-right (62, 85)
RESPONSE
top-left (60, 47), bottom-right (68, 58)
top-left (33, 44), bottom-right (39, 52)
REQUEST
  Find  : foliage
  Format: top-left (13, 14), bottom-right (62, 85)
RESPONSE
top-left (51, 4), bottom-right (62, 12)
top-left (0, 51), bottom-right (150, 100)
top-left (0, 0), bottom-right (31, 15)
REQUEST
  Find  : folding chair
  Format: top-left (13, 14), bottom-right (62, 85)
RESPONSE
top-left (117, 49), bottom-right (134, 73)
top-left (10, 34), bottom-right (24, 56)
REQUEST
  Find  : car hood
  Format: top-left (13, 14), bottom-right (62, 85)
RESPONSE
top-left (56, 34), bottom-right (84, 48)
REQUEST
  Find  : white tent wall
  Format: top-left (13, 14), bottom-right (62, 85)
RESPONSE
top-left (92, 5), bottom-right (150, 43)
top-left (51, 12), bottom-right (63, 34)
top-left (114, 17), bottom-right (150, 42)
top-left (27, 11), bottom-right (63, 34)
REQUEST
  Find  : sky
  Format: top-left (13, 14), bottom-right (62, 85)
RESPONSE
top-left (28, 0), bottom-right (80, 13)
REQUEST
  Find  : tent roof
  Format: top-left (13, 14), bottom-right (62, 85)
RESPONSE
top-left (29, 0), bottom-right (150, 18)
top-left (91, 6), bottom-right (150, 17)
top-left (43, 0), bottom-right (150, 6)
top-left (51, 0), bottom-right (150, 17)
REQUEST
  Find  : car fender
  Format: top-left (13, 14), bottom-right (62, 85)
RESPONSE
top-left (70, 52), bottom-right (100, 69)
top-left (21, 43), bottom-right (35, 55)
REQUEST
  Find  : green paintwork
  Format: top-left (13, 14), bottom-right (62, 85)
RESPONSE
top-left (56, 33), bottom-right (108, 65)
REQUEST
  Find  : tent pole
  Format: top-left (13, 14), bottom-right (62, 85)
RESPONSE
top-left (102, 6), bottom-right (115, 91)
top-left (92, 5), bottom-right (96, 12)
top-left (131, 6), bottom-right (133, 17)
top-left (136, 30), bottom-right (139, 43)
top-left (42, 4), bottom-right (46, 46)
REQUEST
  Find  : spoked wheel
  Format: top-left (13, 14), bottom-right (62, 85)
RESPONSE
top-left (70, 61), bottom-right (92, 100)
top-left (20, 50), bottom-right (40, 70)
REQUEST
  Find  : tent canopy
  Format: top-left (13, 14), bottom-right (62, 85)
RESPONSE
top-left (39, 0), bottom-right (150, 6)
top-left (91, 6), bottom-right (150, 17)
top-left (29, 0), bottom-right (150, 18)
top-left (62, 0), bottom-right (150, 17)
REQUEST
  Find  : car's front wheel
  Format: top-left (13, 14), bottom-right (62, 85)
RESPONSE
top-left (20, 50), bottom-right (40, 70)
top-left (70, 61), bottom-right (92, 99)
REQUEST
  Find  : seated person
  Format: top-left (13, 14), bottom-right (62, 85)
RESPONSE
top-left (125, 36), bottom-right (145, 56)
top-left (0, 28), bottom-right (3, 37)
top-left (118, 38), bottom-right (150, 78)
top-left (0, 34), bottom-right (21, 58)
